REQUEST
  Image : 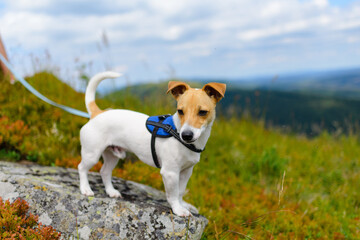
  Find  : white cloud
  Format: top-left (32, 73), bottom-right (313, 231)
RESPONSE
top-left (313, 0), bottom-right (328, 8)
top-left (237, 15), bottom-right (334, 41)
top-left (0, 0), bottom-right (359, 86)
top-left (260, 1), bottom-right (284, 18)
top-left (237, 19), bottom-right (309, 41)
top-left (4, 0), bottom-right (51, 10)
top-left (163, 26), bottom-right (183, 41)
top-left (333, 19), bottom-right (360, 30)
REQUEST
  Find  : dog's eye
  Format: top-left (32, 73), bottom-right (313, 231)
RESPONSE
top-left (177, 109), bottom-right (184, 115)
top-left (198, 110), bottom-right (208, 116)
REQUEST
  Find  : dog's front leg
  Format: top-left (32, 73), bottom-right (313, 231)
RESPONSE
top-left (160, 169), bottom-right (191, 217)
top-left (179, 166), bottom-right (199, 214)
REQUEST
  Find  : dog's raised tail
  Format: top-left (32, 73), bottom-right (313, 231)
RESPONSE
top-left (85, 71), bottom-right (122, 119)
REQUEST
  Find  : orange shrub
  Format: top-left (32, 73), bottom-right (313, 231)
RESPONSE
top-left (0, 197), bottom-right (61, 239)
top-left (0, 116), bottom-right (30, 148)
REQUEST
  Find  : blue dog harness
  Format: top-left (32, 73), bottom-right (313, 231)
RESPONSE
top-left (146, 115), bottom-right (177, 138)
top-left (146, 115), bottom-right (204, 168)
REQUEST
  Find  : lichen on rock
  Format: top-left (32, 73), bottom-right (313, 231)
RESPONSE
top-left (0, 161), bottom-right (208, 239)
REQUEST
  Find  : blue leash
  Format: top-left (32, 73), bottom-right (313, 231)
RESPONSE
top-left (0, 53), bottom-right (90, 118)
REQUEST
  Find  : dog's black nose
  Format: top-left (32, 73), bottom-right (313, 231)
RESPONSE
top-left (181, 131), bottom-right (194, 142)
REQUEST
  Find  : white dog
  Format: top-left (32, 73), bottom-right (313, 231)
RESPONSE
top-left (78, 72), bottom-right (226, 216)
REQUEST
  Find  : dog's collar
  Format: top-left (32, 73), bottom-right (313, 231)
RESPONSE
top-left (146, 114), bottom-right (204, 168)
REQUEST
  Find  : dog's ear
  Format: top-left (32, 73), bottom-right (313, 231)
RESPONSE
top-left (167, 81), bottom-right (190, 99)
top-left (202, 82), bottom-right (226, 102)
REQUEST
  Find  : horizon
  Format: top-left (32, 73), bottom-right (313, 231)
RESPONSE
top-left (95, 66), bottom-right (360, 95)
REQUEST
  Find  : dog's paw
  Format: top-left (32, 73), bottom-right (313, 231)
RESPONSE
top-left (80, 187), bottom-right (94, 196)
top-left (181, 201), bottom-right (199, 214)
top-left (106, 188), bottom-right (122, 198)
top-left (173, 206), bottom-right (192, 217)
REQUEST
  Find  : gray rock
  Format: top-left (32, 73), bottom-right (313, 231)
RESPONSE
top-left (0, 161), bottom-right (208, 239)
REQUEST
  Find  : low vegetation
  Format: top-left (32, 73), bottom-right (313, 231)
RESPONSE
top-left (0, 71), bottom-right (359, 239)
top-left (0, 197), bottom-right (61, 239)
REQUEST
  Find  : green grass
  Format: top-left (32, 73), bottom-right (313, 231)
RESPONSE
top-left (190, 118), bottom-right (360, 239)
top-left (0, 71), bottom-right (359, 239)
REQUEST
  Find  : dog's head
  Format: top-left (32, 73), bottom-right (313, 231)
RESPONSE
top-left (167, 81), bottom-right (226, 143)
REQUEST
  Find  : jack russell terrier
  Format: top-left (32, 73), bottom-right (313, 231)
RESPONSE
top-left (78, 71), bottom-right (226, 217)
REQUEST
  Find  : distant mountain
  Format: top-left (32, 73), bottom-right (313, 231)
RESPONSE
top-left (259, 68), bottom-right (360, 99)
top-left (192, 67), bottom-right (360, 100)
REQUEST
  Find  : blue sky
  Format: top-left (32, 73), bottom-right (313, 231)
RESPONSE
top-left (0, 0), bottom-right (359, 91)
top-left (327, 0), bottom-right (357, 6)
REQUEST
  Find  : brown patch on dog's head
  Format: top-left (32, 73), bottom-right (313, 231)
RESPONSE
top-left (167, 81), bottom-right (226, 129)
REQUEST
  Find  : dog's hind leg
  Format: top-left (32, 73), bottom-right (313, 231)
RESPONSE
top-left (78, 147), bottom-right (103, 196)
top-left (100, 147), bottom-right (125, 198)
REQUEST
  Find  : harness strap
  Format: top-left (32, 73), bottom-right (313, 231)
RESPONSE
top-left (150, 118), bottom-right (164, 169)
top-left (147, 120), bottom-right (204, 154)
